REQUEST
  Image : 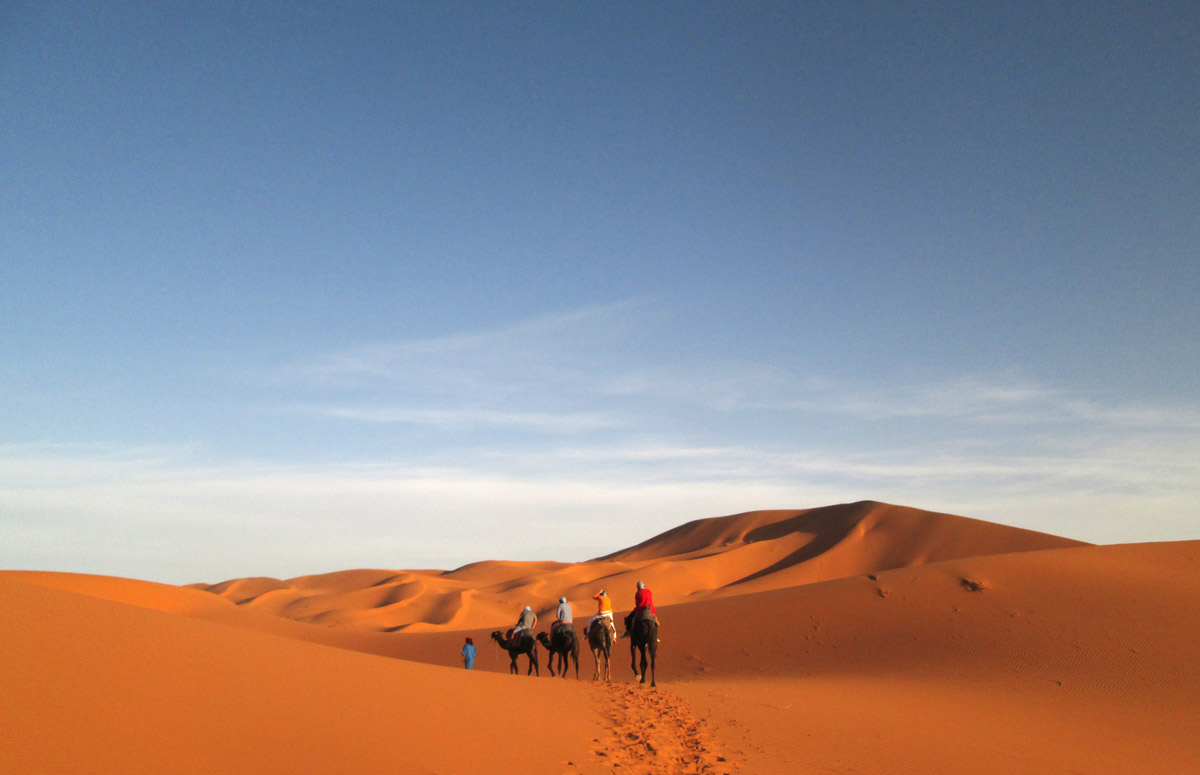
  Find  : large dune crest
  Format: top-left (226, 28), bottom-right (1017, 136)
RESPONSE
top-left (185, 501), bottom-right (1086, 633)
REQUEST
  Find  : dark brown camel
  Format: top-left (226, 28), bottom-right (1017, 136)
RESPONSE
top-left (490, 630), bottom-right (539, 676)
top-left (535, 624), bottom-right (579, 679)
top-left (586, 618), bottom-right (614, 682)
top-left (628, 613), bottom-right (658, 687)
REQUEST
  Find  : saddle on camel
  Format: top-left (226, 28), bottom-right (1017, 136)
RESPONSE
top-left (502, 627), bottom-right (535, 645)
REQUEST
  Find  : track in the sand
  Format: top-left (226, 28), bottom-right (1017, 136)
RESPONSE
top-left (580, 682), bottom-right (739, 775)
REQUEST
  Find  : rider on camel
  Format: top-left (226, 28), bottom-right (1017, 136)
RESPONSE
top-left (511, 605), bottom-right (537, 641)
top-left (552, 596), bottom-right (573, 634)
top-left (622, 581), bottom-right (659, 638)
top-left (585, 589), bottom-right (615, 638)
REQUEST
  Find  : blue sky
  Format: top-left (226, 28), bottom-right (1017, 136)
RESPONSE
top-left (2, 2), bottom-right (1197, 584)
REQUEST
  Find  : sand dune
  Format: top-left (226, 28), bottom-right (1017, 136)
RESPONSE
top-left (183, 501), bottom-right (1087, 634)
top-left (665, 540), bottom-right (1200, 774)
top-left (3, 501), bottom-right (1196, 774)
top-left (0, 575), bottom-right (600, 775)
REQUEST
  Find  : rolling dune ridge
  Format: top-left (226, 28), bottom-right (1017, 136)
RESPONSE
top-left (182, 502), bottom-right (1088, 634)
top-left (3, 501), bottom-right (1195, 774)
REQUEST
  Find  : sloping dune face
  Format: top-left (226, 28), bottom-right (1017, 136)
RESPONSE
top-left (664, 540), bottom-right (1200, 775)
top-left (187, 501), bottom-right (1087, 632)
top-left (0, 576), bottom-right (599, 775)
top-left (596, 501), bottom-right (1087, 599)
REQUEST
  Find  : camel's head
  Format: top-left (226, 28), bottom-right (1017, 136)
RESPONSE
top-left (536, 631), bottom-right (551, 648)
top-left (490, 630), bottom-right (504, 642)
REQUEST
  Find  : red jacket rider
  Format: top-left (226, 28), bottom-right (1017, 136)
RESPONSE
top-left (633, 581), bottom-right (657, 616)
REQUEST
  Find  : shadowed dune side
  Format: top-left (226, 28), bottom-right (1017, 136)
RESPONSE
top-left (281, 579), bottom-right (431, 621)
top-left (188, 576), bottom-right (294, 604)
top-left (191, 568), bottom-right (480, 631)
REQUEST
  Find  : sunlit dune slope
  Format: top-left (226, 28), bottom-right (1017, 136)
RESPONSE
top-left (0, 576), bottom-right (600, 775)
top-left (185, 501), bottom-right (1085, 633)
top-left (661, 539), bottom-right (1199, 684)
top-left (5, 569), bottom-right (240, 615)
top-left (3, 569), bottom-right (422, 661)
top-left (662, 539), bottom-right (1200, 775)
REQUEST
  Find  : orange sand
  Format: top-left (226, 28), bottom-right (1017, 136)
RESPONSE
top-left (2, 500), bottom-right (1196, 774)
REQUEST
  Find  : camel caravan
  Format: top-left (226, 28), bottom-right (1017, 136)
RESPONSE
top-left (489, 582), bottom-right (660, 687)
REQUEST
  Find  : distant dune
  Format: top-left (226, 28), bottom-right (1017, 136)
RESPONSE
top-left (181, 501), bottom-right (1088, 634)
top-left (3, 501), bottom-right (1196, 774)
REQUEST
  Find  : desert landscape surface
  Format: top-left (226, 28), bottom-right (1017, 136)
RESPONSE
top-left (3, 501), bottom-right (1198, 774)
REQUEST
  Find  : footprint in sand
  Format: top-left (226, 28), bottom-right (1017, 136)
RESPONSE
top-left (588, 683), bottom-right (738, 775)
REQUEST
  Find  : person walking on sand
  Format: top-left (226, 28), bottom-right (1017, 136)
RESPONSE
top-left (462, 637), bottom-right (476, 670)
top-left (585, 589), bottom-right (614, 638)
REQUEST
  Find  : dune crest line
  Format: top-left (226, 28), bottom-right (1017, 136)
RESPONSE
top-left (188, 501), bottom-right (1085, 634)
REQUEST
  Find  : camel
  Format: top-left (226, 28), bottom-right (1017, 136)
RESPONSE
top-left (585, 618), bottom-right (614, 682)
top-left (535, 624), bottom-right (579, 679)
top-left (628, 613), bottom-right (658, 687)
top-left (490, 630), bottom-right (540, 676)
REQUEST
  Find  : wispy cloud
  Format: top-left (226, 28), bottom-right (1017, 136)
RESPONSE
top-left (283, 404), bottom-right (615, 432)
top-left (293, 299), bottom-right (655, 391)
top-left (266, 299), bottom-right (658, 433)
top-left (275, 300), bottom-right (1200, 441)
top-left (800, 377), bottom-right (1200, 428)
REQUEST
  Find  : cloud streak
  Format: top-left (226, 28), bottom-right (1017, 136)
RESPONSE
top-left (283, 404), bottom-right (615, 432)
top-left (292, 299), bottom-right (654, 391)
top-left (279, 300), bottom-right (1200, 438)
top-left (5, 305), bottom-right (1197, 584)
